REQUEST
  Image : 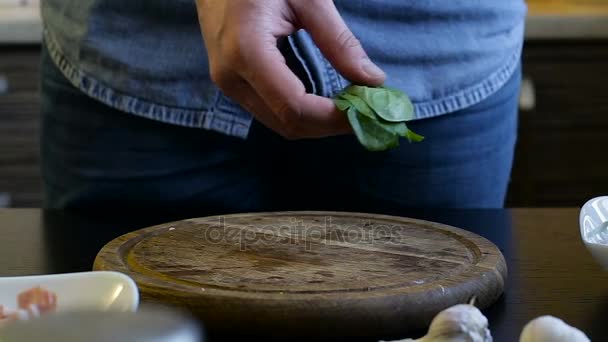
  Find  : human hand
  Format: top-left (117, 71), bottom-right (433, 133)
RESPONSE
top-left (196, 0), bottom-right (386, 139)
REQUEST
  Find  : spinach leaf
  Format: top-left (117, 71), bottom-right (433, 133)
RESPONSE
top-left (404, 129), bottom-right (425, 143)
top-left (338, 93), bottom-right (376, 119)
top-left (334, 98), bottom-right (352, 112)
top-left (345, 85), bottom-right (414, 122)
top-left (347, 107), bottom-right (399, 152)
top-left (380, 86), bottom-right (415, 122)
top-left (382, 121), bottom-right (423, 140)
top-left (376, 121), bottom-right (409, 136)
top-left (334, 84), bottom-right (424, 151)
top-left (374, 121), bottom-right (424, 143)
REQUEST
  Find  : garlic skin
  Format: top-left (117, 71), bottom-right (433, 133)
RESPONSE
top-left (383, 304), bottom-right (492, 342)
top-left (519, 316), bottom-right (590, 342)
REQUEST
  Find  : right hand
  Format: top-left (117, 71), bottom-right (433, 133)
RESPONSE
top-left (196, 0), bottom-right (386, 139)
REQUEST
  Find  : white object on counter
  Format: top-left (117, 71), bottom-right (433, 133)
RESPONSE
top-left (0, 305), bottom-right (203, 342)
top-left (0, 271), bottom-right (139, 313)
top-left (0, 1), bottom-right (39, 7)
top-left (0, 5), bottom-right (41, 44)
top-left (381, 303), bottom-right (492, 342)
top-left (579, 196), bottom-right (608, 270)
top-left (519, 316), bottom-right (590, 342)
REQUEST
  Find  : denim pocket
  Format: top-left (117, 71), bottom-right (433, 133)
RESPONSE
top-left (212, 31), bottom-right (323, 133)
top-left (280, 35), bottom-right (317, 94)
top-left (286, 30), bottom-right (346, 98)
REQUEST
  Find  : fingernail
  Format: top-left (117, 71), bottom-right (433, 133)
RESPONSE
top-left (361, 58), bottom-right (385, 79)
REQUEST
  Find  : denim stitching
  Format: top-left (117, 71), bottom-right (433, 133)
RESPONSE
top-left (287, 34), bottom-right (317, 95)
top-left (309, 44), bottom-right (342, 98)
top-left (413, 42), bottom-right (523, 119)
top-left (44, 29), bottom-right (251, 139)
top-left (45, 23), bottom-right (522, 138)
top-left (322, 42), bottom-right (523, 121)
top-left (322, 55), bottom-right (344, 98)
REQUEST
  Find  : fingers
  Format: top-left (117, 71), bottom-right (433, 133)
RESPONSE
top-left (225, 70), bottom-right (350, 139)
top-left (219, 75), bottom-right (289, 136)
top-left (291, 0), bottom-right (385, 86)
top-left (240, 41), bottom-right (351, 138)
top-left (197, 0), bottom-right (354, 139)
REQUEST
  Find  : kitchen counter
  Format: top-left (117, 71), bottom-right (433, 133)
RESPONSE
top-left (1, 2), bottom-right (608, 44)
top-left (0, 6), bottom-right (41, 44)
top-left (0, 208), bottom-right (606, 341)
top-left (526, 0), bottom-right (608, 39)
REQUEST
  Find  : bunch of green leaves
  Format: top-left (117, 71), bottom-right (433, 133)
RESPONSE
top-left (333, 85), bottom-right (424, 151)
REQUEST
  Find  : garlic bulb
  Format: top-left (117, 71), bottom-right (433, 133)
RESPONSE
top-left (383, 304), bottom-right (492, 342)
top-left (519, 316), bottom-right (590, 342)
top-left (419, 304), bottom-right (492, 342)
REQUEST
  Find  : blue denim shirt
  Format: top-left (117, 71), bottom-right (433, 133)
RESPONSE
top-left (41, 0), bottom-right (527, 139)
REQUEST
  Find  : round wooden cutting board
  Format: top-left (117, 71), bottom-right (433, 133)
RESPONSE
top-left (94, 212), bottom-right (507, 338)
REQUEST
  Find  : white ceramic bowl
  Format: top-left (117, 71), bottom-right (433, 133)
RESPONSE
top-left (0, 271), bottom-right (139, 313)
top-left (579, 196), bottom-right (608, 270)
top-left (0, 306), bottom-right (203, 342)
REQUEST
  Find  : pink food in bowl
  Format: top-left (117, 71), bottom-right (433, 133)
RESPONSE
top-left (0, 287), bottom-right (58, 325)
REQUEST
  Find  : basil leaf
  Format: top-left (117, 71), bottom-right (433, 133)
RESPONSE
top-left (334, 98), bottom-right (352, 112)
top-left (346, 85), bottom-right (414, 122)
top-left (346, 107), bottom-right (399, 152)
top-left (338, 93), bottom-right (376, 119)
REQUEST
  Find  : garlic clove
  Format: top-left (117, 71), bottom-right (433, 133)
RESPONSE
top-left (381, 303), bottom-right (492, 342)
top-left (519, 316), bottom-right (590, 342)
top-left (420, 304), bottom-right (492, 342)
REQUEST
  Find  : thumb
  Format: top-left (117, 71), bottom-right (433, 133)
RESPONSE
top-left (293, 0), bottom-right (386, 86)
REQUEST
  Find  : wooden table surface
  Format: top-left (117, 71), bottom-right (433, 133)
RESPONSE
top-left (0, 208), bottom-right (606, 341)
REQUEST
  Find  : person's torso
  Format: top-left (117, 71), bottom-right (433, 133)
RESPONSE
top-left (41, 0), bottom-right (527, 138)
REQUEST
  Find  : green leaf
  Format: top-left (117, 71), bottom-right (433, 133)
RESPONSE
top-left (335, 84), bottom-right (422, 151)
top-left (381, 86), bottom-right (415, 122)
top-left (404, 129), bottom-right (425, 143)
top-left (377, 121), bottom-right (409, 136)
top-left (345, 85), bottom-right (374, 105)
top-left (376, 121), bottom-right (424, 141)
top-left (346, 85), bottom-right (414, 122)
top-left (338, 93), bottom-right (376, 119)
top-left (346, 107), bottom-right (399, 152)
top-left (334, 98), bottom-right (352, 112)
top-left (372, 120), bottom-right (425, 143)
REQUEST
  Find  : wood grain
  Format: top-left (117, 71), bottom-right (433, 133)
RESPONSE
top-left (94, 211), bottom-right (507, 338)
top-left (1, 209), bottom-right (607, 341)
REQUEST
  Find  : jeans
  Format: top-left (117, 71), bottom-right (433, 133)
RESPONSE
top-left (41, 0), bottom-right (526, 138)
top-left (40, 44), bottom-right (520, 211)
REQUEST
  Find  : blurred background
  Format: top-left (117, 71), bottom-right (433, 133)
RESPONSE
top-left (0, 0), bottom-right (607, 208)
